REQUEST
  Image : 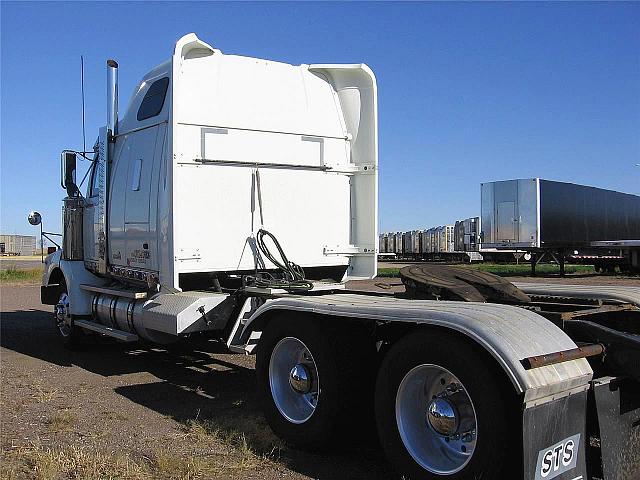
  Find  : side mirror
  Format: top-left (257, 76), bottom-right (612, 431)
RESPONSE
top-left (28, 211), bottom-right (42, 226)
top-left (61, 151), bottom-right (78, 197)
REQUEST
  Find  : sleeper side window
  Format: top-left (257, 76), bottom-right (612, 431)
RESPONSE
top-left (137, 77), bottom-right (169, 121)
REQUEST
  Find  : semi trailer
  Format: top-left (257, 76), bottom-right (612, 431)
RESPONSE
top-left (39, 34), bottom-right (640, 480)
top-left (481, 178), bottom-right (640, 274)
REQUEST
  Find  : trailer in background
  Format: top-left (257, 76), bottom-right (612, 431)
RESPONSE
top-left (454, 217), bottom-right (480, 253)
top-left (378, 233), bottom-right (387, 254)
top-left (0, 234), bottom-right (37, 256)
top-left (481, 178), bottom-right (640, 274)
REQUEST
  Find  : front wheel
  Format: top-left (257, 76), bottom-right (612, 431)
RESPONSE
top-left (375, 330), bottom-right (516, 480)
top-left (53, 280), bottom-right (84, 350)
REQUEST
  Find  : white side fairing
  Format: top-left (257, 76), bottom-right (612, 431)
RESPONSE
top-left (170, 34), bottom-right (377, 287)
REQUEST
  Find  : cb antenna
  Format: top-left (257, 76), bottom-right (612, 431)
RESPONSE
top-left (81, 55), bottom-right (86, 155)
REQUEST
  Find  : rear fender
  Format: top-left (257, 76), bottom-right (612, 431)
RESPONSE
top-left (237, 295), bottom-right (593, 405)
top-left (237, 295), bottom-right (594, 479)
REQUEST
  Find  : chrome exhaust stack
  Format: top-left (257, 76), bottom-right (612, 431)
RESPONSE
top-left (106, 59), bottom-right (118, 140)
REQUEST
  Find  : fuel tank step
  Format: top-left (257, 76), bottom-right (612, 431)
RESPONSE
top-left (74, 319), bottom-right (139, 342)
top-left (80, 284), bottom-right (147, 299)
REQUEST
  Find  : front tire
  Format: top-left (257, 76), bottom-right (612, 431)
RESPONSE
top-left (53, 280), bottom-right (84, 350)
top-left (375, 330), bottom-right (515, 480)
top-left (256, 314), bottom-right (375, 451)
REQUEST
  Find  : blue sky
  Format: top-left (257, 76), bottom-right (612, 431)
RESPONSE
top-left (1, 1), bottom-right (639, 238)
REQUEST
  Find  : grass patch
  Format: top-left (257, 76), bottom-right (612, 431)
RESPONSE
top-left (1, 445), bottom-right (152, 480)
top-left (46, 410), bottom-right (77, 433)
top-left (31, 384), bottom-right (59, 403)
top-left (377, 263), bottom-right (595, 278)
top-left (0, 266), bottom-right (43, 284)
top-left (1, 439), bottom-right (276, 480)
top-left (182, 414), bottom-right (283, 462)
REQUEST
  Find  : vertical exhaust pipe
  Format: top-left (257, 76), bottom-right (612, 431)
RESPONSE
top-left (107, 59), bottom-right (118, 140)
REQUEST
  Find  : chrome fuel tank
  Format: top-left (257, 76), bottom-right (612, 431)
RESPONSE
top-left (62, 197), bottom-right (84, 261)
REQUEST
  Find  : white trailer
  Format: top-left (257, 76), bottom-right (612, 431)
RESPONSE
top-left (39, 34), bottom-right (639, 480)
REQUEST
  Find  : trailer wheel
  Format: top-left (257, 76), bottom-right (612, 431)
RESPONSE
top-left (53, 280), bottom-right (83, 350)
top-left (256, 315), bottom-right (374, 450)
top-left (375, 330), bottom-right (514, 479)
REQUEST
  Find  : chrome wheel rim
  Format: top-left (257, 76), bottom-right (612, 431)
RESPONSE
top-left (269, 337), bottom-right (319, 424)
top-left (396, 364), bottom-right (477, 475)
top-left (54, 292), bottom-right (71, 338)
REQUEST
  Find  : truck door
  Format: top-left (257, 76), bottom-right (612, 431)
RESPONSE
top-left (497, 201), bottom-right (517, 242)
top-left (123, 125), bottom-right (163, 271)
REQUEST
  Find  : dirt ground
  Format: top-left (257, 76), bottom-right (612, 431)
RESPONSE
top-left (0, 284), bottom-right (394, 480)
top-left (2, 274), bottom-right (638, 479)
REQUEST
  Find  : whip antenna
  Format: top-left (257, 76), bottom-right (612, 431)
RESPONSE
top-left (81, 55), bottom-right (86, 155)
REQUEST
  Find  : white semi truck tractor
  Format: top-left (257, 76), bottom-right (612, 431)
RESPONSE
top-left (40, 34), bottom-right (640, 480)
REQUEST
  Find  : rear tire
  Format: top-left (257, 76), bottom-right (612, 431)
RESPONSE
top-left (256, 314), bottom-right (375, 451)
top-left (375, 330), bottom-right (515, 480)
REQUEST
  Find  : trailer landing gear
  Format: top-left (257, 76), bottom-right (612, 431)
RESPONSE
top-left (530, 249), bottom-right (566, 276)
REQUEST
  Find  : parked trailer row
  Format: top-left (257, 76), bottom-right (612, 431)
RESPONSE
top-left (380, 218), bottom-right (481, 261)
top-left (380, 227), bottom-right (454, 255)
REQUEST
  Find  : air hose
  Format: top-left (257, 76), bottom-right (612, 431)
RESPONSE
top-left (245, 228), bottom-right (313, 292)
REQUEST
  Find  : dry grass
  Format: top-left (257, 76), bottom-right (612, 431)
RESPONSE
top-left (2, 414), bottom-right (282, 479)
top-left (46, 410), bottom-right (77, 433)
top-left (1, 441), bottom-right (276, 480)
top-left (153, 449), bottom-right (209, 479)
top-left (30, 384), bottom-right (59, 403)
top-left (0, 266), bottom-right (43, 284)
top-left (183, 413), bottom-right (284, 459)
top-left (1, 445), bottom-right (152, 480)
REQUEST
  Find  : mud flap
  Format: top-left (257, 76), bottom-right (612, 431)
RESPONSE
top-left (592, 376), bottom-right (640, 480)
top-left (41, 284), bottom-right (62, 305)
top-left (523, 390), bottom-right (588, 480)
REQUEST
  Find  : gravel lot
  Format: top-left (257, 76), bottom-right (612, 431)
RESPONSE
top-left (0, 284), bottom-right (393, 479)
top-left (2, 274), bottom-right (638, 479)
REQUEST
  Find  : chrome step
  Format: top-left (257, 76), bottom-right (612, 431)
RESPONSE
top-left (80, 284), bottom-right (147, 299)
top-left (74, 319), bottom-right (139, 342)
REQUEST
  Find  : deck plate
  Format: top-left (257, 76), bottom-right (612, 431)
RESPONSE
top-left (400, 264), bottom-right (531, 303)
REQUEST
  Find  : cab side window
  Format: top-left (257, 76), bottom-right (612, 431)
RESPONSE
top-left (87, 147), bottom-right (101, 198)
top-left (88, 160), bottom-right (101, 197)
top-left (137, 77), bottom-right (169, 121)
